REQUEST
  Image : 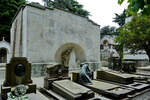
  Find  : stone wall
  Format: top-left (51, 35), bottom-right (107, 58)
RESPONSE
top-left (11, 4), bottom-right (100, 70)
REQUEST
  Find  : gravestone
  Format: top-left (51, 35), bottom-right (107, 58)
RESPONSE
top-left (43, 63), bottom-right (94, 100)
top-left (1, 57), bottom-right (36, 99)
top-left (44, 64), bottom-right (69, 89)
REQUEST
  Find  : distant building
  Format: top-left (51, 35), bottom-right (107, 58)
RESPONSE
top-left (0, 37), bottom-right (11, 66)
top-left (100, 34), bottom-right (119, 67)
top-left (100, 18), bottom-right (149, 67)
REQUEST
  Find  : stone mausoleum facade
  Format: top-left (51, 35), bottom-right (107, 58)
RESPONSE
top-left (10, 4), bottom-right (100, 71)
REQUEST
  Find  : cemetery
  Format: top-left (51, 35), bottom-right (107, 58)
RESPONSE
top-left (1, 3), bottom-right (150, 100)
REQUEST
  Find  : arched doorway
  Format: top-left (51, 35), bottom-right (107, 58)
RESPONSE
top-left (55, 43), bottom-right (86, 71)
top-left (0, 40), bottom-right (11, 64)
top-left (0, 48), bottom-right (7, 63)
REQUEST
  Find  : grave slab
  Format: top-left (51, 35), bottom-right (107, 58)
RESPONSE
top-left (52, 79), bottom-right (94, 100)
top-left (85, 80), bottom-right (133, 99)
top-left (97, 70), bottom-right (134, 84)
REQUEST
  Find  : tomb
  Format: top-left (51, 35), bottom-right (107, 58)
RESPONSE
top-left (10, 4), bottom-right (100, 72)
top-left (95, 69), bottom-right (150, 99)
top-left (96, 70), bottom-right (150, 92)
top-left (44, 63), bottom-right (69, 89)
top-left (85, 80), bottom-right (133, 99)
top-left (1, 57), bottom-right (36, 99)
top-left (52, 79), bottom-right (94, 100)
top-left (97, 70), bottom-right (134, 84)
top-left (43, 63), bottom-right (94, 100)
top-left (73, 72), bottom-right (134, 99)
top-left (72, 63), bottom-right (134, 99)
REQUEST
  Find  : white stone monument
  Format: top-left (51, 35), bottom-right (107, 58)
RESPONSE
top-left (0, 37), bottom-right (11, 66)
top-left (10, 4), bottom-right (100, 71)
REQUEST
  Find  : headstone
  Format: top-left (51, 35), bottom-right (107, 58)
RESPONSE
top-left (44, 64), bottom-right (69, 89)
top-left (1, 57), bottom-right (36, 99)
top-left (85, 80), bottom-right (133, 99)
top-left (43, 63), bottom-right (94, 100)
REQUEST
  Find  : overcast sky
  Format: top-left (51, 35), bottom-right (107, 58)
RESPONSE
top-left (27, 0), bottom-right (127, 27)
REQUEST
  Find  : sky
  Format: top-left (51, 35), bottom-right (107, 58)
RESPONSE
top-left (27, 0), bottom-right (127, 28)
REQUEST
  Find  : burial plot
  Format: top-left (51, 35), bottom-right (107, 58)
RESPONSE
top-left (73, 72), bottom-right (134, 99)
top-left (72, 63), bottom-right (134, 99)
top-left (97, 70), bottom-right (134, 84)
top-left (85, 80), bottom-right (133, 99)
top-left (1, 57), bottom-right (36, 99)
top-left (97, 70), bottom-right (150, 92)
top-left (52, 79), bottom-right (94, 100)
top-left (43, 64), bottom-right (94, 100)
top-left (44, 63), bottom-right (70, 89)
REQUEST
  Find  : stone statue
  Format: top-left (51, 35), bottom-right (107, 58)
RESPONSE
top-left (79, 63), bottom-right (93, 85)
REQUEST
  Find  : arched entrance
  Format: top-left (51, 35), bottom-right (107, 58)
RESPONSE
top-left (0, 48), bottom-right (7, 63)
top-left (55, 43), bottom-right (86, 71)
top-left (0, 39), bottom-right (11, 64)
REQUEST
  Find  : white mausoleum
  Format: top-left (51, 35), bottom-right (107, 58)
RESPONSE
top-left (10, 4), bottom-right (100, 70)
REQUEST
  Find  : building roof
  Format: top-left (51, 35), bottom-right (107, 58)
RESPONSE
top-left (11, 3), bottom-right (100, 27)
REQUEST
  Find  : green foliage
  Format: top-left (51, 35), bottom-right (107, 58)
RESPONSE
top-left (113, 10), bottom-right (126, 26)
top-left (113, 10), bottom-right (128, 65)
top-left (100, 26), bottom-right (118, 37)
top-left (0, 0), bottom-right (26, 42)
top-left (118, 0), bottom-right (150, 15)
top-left (43, 0), bottom-right (89, 17)
top-left (115, 15), bottom-right (150, 61)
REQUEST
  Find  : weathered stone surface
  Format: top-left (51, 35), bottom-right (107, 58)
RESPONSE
top-left (46, 64), bottom-right (68, 79)
top-left (3, 57), bottom-right (32, 86)
top-left (97, 70), bottom-right (134, 84)
top-left (1, 57), bottom-right (36, 99)
top-left (125, 82), bottom-right (150, 91)
top-left (72, 72), bottom-right (79, 82)
top-left (0, 40), bottom-right (11, 63)
top-left (44, 63), bottom-right (70, 89)
top-left (85, 80), bottom-right (133, 99)
top-left (44, 77), bottom-right (70, 89)
top-left (52, 79), bottom-right (94, 100)
top-left (11, 4), bottom-right (100, 71)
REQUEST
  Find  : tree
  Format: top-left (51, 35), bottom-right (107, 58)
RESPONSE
top-left (0, 0), bottom-right (26, 42)
top-left (113, 10), bottom-right (126, 26)
top-left (115, 14), bottom-right (150, 62)
top-left (43, 0), bottom-right (89, 17)
top-left (100, 26), bottom-right (118, 38)
top-left (113, 10), bottom-right (127, 65)
top-left (118, 0), bottom-right (150, 15)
